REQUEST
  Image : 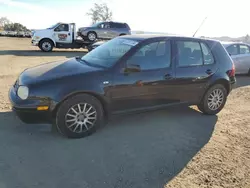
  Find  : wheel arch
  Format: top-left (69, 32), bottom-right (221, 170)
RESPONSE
top-left (87, 31), bottom-right (97, 38)
top-left (39, 38), bottom-right (56, 47)
top-left (52, 91), bottom-right (110, 119)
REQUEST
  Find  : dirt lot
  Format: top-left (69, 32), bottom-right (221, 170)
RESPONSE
top-left (0, 37), bottom-right (250, 188)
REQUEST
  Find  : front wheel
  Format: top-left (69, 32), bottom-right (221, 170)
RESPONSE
top-left (39, 39), bottom-right (54, 52)
top-left (87, 32), bottom-right (97, 41)
top-left (197, 84), bottom-right (227, 115)
top-left (56, 94), bottom-right (104, 139)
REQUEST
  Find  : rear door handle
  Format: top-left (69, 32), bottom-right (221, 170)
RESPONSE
top-left (206, 69), bottom-right (213, 75)
top-left (68, 33), bottom-right (70, 36)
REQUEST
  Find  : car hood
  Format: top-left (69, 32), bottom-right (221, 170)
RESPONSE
top-left (19, 58), bottom-right (103, 85)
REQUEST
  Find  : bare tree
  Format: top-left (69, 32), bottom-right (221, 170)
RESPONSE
top-left (86, 3), bottom-right (112, 24)
top-left (0, 17), bottom-right (10, 27)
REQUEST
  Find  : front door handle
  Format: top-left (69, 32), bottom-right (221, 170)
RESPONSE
top-left (164, 74), bottom-right (172, 80)
top-left (206, 69), bottom-right (213, 75)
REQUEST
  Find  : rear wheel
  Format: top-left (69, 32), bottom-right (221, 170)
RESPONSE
top-left (197, 84), bottom-right (227, 115)
top-left (39, 39), bottom-right (54, 52)
top-left (56, 94), bottom-right (104, 139)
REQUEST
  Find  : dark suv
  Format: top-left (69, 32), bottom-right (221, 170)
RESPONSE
top-left (9, 35), bottom-right (236, 138)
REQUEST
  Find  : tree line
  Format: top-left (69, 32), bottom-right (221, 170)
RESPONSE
top-left (0, 17), bottom-right (30, 32)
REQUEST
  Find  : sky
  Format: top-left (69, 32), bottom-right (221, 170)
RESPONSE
top-left (0, 0), bottom-right (250, 37)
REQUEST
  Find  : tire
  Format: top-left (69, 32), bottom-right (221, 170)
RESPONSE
top-left (87, 32), bottom-right (97, 42)
top-left (39, 39), bottom-right (54, 52)
top-left (197, 84), bottom-right (228, 115)
top-left (56, 94), bottom-right (104, 139)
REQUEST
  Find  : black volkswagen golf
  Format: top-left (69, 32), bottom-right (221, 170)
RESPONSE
top-left (9, 35), bottom-right (236, 138)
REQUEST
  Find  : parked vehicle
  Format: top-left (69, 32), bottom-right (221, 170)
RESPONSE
top-left (31, 22), bottom-right (102, 52)
top-left (9, 35), bottom-right (236, 138)
top-left (7, 31), bottom-right (17, 37)
top-left (78, 21), bottom-right (131, 41)
top-left (87, 40), bottom-right (106, 52)
top-left (0, 31), bottom-right (7, 36)
top-left (16, 31), bottom-right (25, 37)
top-left (222, 41), bottom-right (250, 75)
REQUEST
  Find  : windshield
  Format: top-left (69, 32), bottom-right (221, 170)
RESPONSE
top-left (81, 38), bottom-right (139, 68)
top-left (47, 23), bottom-right (60, 29)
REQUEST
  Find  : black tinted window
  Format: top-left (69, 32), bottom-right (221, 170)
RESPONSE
top-left (239, 45), bottom-right (250, 54)
top-left (177, 41), bottom-right (203, 67)
top-left (126, 40), bottom-right (171, 70)
top-left (113, 23), bottom-right (126, 28)
top-left (226, 44), bottom-right (238, 55)
top-left (200, 42), bottom-right (214, 65)
top-left (54, 24), bottom-right (69, 32)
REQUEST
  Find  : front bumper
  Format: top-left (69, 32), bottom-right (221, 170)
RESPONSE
top-left (9, 86), bottom-right (52, 124)
top-left (31, 40), bottom-right (39, 46)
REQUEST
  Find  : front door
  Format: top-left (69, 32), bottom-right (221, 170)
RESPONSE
top-left (53, 23), bottom-right (72, 43)
top-left (110, 39), bottom-right (176, 113)
top-left (174, 40), bottom-right (217, 103)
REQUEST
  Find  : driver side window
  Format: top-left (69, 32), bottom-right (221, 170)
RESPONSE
top-left (126, 40), bottom-right (171, 71)
top-left (54, 24), bottom-right (69, 32)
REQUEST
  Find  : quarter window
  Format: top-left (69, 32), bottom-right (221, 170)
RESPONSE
top-left (200, 42), bottom-right (214, 65)
top-left (126, 40), bottom-right (171, 70)
top-left (239, 45), bottom-right (250, 54)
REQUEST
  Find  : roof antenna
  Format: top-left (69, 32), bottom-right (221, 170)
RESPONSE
top-left (193, 17), bottom-right (207, 37)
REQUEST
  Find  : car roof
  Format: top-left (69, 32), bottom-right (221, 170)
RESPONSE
top-left (119, 34), bottom-right (220, 43)
top-left (221, 41), bottom-right (249, 47)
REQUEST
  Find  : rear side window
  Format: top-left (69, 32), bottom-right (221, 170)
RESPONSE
top-left (177, 41), bottom-right (214, 67)
top-left (226, 44), bottom-right (238, 55)
top-left (177, 41), bottom-right (203, 66)
top-left (112, 23), bottom-right (127, 28)
top-left (239, 44), bottom-right (250, 54)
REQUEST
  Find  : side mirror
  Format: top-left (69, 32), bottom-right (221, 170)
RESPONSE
top-left (123, 64), bottom-right (141, 73)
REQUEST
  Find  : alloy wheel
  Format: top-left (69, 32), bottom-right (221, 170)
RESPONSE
top-left (207, 89), bottom-right (224, 111)
top-left (65, 103), bottom-right (97, 133)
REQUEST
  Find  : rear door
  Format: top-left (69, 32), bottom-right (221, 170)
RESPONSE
top-left (109, 22), bottom-right (120, 38)
top-left (173, 39), bottom-right (217, 103)
top-left (237, 44), bottom-right (250, 74)
top-left (53, 24), bottom-right (72, 43)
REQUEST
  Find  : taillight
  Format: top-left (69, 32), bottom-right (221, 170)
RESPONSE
top-left (228, 63), bottom-right (235, 77)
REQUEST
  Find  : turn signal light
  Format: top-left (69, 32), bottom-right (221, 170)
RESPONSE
top-left (37, 106), bottom-right (49, 111)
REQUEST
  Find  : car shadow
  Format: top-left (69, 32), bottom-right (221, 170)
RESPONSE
top-left (0, 106), bottom-right (217, 188)
top-left (0, 50), bottom-right (87, 58)
top-left (235, 75), bottom-right (250, 88)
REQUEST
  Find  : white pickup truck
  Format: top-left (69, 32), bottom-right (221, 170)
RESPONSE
top-left (31, 22), bottom-right (103, 52)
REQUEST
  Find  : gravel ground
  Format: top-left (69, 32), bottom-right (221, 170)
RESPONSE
top-left (0, 37), bottom-right (249, 188)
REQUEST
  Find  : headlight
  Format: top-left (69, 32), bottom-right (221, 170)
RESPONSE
top-left (34, 36), bottom-right (40, 40)
top-left (17, 86), bottom-right (29, 100)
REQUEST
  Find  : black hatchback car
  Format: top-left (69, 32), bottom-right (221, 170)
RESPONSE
top-left (9, 35), bottom-right (236, 138)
